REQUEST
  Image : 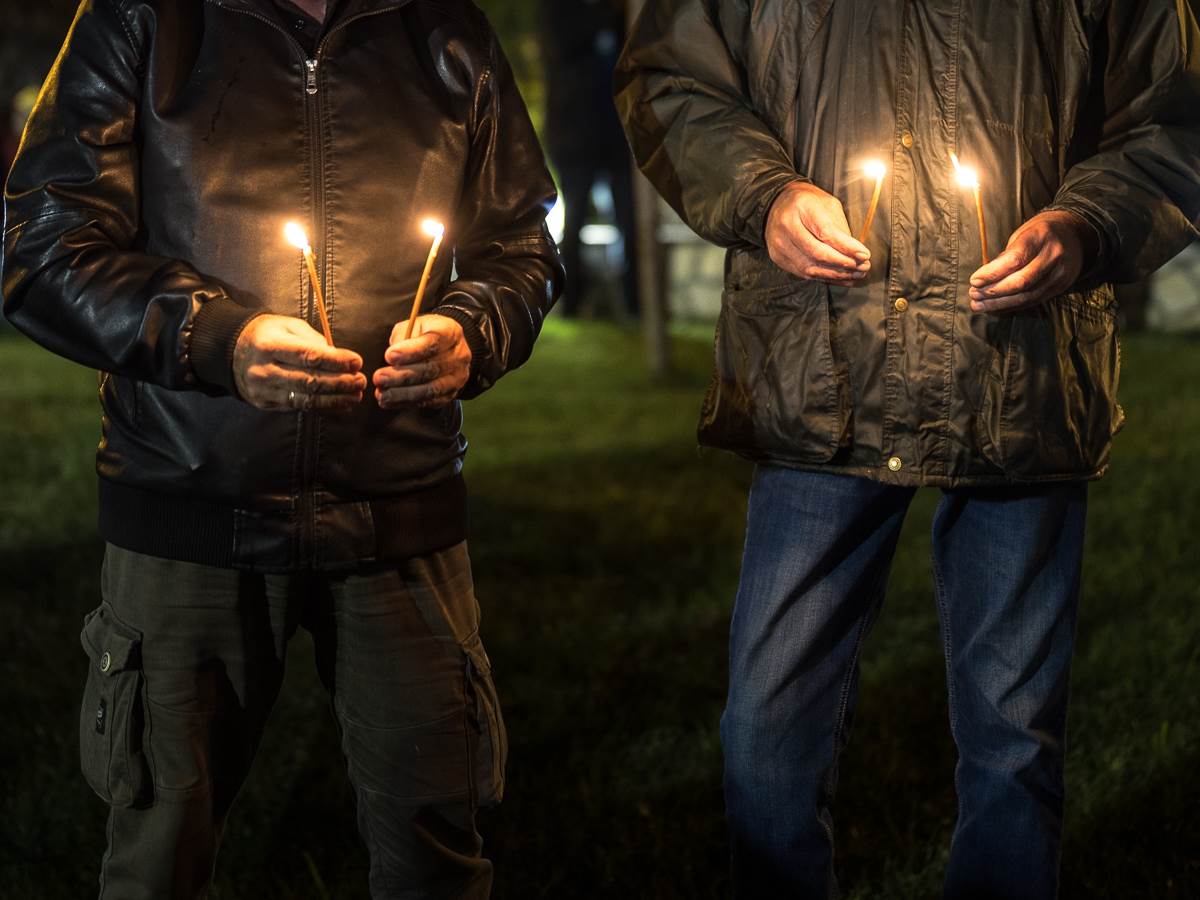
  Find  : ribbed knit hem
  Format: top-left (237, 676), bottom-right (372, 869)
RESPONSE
top-left (98, 476), bottom-right (469, 571)
top-left (99, 479), bottom-right (237, 567)
top-left (189, 299), bottom-right (262, 394)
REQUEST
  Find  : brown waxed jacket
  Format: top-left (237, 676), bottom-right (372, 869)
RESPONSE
top-left (616, 0), bottom-right (1200, 486)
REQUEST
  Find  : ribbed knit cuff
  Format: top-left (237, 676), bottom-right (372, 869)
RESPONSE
top-left (433, 304), bottom-right (489, 386)
top-left (189, 299), bottom-right (262, 395)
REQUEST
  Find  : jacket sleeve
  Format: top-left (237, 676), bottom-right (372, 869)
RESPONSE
top-left (1, 0), bottom-right (258, 394)
top-left (613, 0), bottom-right (801, 249)
top-left (1048, 0), bottom-right (1200, 283)
top-left (433, 19), bottom-right (564, 400)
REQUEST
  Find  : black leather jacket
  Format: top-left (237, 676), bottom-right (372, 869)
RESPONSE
top-left (2, 0), bottom-right (563, 569)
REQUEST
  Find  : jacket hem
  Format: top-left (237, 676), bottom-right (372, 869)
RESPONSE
top-left (712, 450), bottom-right (1108, 489)
top-left (98, 475), bottom-right (469, 571)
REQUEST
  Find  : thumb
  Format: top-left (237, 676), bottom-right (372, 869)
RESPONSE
top-left (281, 316), bottom-right (327, 341)
top-left (971, 233), bottom-right (1037, 286)
top-left (811, 204), bottom-right (870, 262)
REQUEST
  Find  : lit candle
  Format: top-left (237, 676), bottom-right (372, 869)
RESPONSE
top-left (857, 160), bottom-right (888, 244)
top-left (951, 153), bottom-right (989, 266)
top-left (284, 221), bottom-right (334, 346)
top-left (403, 219), bottom-right (446, 341)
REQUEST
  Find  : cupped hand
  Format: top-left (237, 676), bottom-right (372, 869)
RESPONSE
top-left (373, 314), bottom-right (472, 409)
top-left (765, 181), bottom-right (872, 284)
top-left (968, 210), bottom-right (1091, 313)
top-left (232, 315), bottom-right (365, 411)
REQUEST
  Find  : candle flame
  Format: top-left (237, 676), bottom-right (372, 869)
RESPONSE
top-left (950, 153), bottom-right (980, 189)
top-left (421, 219), bottom-right (445, 239)
top-left (284, 221), bottom-right (311, 251)
top-left (863, 160), bottom-right (888, 180)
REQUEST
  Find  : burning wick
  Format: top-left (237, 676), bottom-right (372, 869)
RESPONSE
top-left (951, 153), bottom-right (989, 266)
top-left (284, 221), bottom-right (334, 346)
top-left (403, 219), bottom-right (446, 341)
top-left (857, 160), bottom-right (888, 244)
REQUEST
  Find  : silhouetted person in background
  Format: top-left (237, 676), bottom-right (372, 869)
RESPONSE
top-left (541, 0), bottom-right (638, 317)
top-left (1, 87), bottom-right (36, 187)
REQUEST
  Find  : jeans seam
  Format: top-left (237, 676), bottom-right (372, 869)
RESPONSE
top-left (931, 551), bottom-right (959, 735)
top-left (827, 597), bottom-right (878, 821)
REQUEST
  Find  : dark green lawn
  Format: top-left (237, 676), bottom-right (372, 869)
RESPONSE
top-left (1, 320), bottom-right (1196, 899)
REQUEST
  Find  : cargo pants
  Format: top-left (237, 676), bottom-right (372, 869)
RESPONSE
top-left (77, 542), bottom-right (506, 899)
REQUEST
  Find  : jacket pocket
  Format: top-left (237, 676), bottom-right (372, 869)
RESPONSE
top-left (699, 280), bottom-right (850, 462)
top-left (461, 632), bottom-right (507, 808)
top-left (981, 289), bottom-right (1122, 477)
top-left (79, 604), bottom-right (153, 808)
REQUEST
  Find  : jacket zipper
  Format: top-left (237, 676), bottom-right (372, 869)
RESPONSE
top-left (205, 1), bottom-right (410, 564)
top-left (301, 53), bottom-right (324, 565)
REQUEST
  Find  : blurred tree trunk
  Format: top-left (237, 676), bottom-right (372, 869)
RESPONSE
top-left (626, 0), bottom-right (671, 377)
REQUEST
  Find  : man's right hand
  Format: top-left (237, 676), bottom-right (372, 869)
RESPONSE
top-left (232, 315), bottom-right (366, 411)
top-left (765, 181), bottom-right (872, 284)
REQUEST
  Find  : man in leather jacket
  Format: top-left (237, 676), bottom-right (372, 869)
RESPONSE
top-left (616, 0), bottom-right (1199, 897)
top-left (2, 0), bottom-right (562, 896)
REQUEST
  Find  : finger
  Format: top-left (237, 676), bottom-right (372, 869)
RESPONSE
top-left (384, 331), bottom-right (444, 367)
top-left (389, 315), bottom-right (452, 346)
top-left (970, 253), bottom-right (1061, 301)
top-left (802, 198), bottom-right (870, 261)
top-left (270, 340), bottom-right (363, 373)
top-left (767, 236), bottom-right (810, 278)
top-left (805, 265), bottom-right (868, 283)
top-left (814, 220), bottom-right (871, 263)
top-left (261, 364), bottom-right (367, 395)
top-left (373, 360), bottom-right (445, 389)
top-left (376, 375), bottom-right (461, 408)
top-left (970, 288), bottom-right (1045, 314)
top-left (970, 235), bottom-right (1041, 287)
top-left (792, 226), bottom-right (864, 271)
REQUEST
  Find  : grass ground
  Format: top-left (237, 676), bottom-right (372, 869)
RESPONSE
top-left (0, 319), bottom-right (1196, 899)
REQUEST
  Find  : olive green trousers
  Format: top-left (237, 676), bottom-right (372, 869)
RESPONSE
top-left (79, 542), bottom-right (506, 900)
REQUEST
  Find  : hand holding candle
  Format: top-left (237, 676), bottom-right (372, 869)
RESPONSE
top-left (284, 222), bottom-right (334, 346)
top-left (857, 161), bottom-right (888, 244)
top-left (403, 219), bottom-right (446, 340)
top-left (764, 182), bottom-right (870, 284)
top-left (373, 218), bottom-right (468, 410)
top-left (967, 210), bottom-right (1092, 314)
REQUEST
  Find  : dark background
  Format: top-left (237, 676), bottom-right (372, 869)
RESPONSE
top-left (1, 2), bottom-right (1197, 898)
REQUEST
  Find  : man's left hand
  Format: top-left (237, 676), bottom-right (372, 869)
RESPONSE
top-left (968, 210), bottom-right (1093, 313)
top-left (374, 314), bottom-right (472, 409)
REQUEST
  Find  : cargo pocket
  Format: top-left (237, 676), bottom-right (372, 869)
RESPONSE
top-left (461, 632), bottom-right (507, 808)
top-left (79, 604), bottom-right (152, 808)
top-left (986, 290), bottom-right (1121, 478)
top-left (699, 279), bottom-right (850, 462)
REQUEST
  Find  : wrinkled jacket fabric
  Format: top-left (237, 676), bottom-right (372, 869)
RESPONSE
top-left (616, 0), bottom-right (1200, 486)
top-left (3, 0), bottom-right (562, 569)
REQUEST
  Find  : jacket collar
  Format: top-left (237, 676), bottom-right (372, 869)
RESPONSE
top-left (210, 0), bottom-right (412, 17)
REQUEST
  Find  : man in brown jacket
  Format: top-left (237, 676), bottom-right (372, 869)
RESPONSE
top-left (616, 1), bottom-right (1200, 896)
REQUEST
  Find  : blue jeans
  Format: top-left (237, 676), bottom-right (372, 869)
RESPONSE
top-left (721, 466), bottom-right (1088, 899)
